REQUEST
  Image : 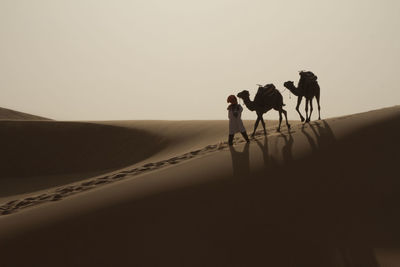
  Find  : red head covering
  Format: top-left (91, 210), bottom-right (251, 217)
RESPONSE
top-left (227, 95), bottom-right (237, 104)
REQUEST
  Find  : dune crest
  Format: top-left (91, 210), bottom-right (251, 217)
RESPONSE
top-left (0, 107), bottom-right (51, 120)
top-left (0, 123), bottom-right (279, 215)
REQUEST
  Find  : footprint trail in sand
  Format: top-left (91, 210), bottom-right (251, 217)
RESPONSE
top-left (0, 124), bottom-right (299, 215)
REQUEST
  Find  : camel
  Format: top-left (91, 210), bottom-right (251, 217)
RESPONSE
top-left (283, 71), bottom-right (321, 122)
top-left (237, 84), bottom-right (290, 137)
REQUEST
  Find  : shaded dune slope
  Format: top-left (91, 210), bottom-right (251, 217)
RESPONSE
top-left (0, 107), bottom-right (50, 120)
top-left (0, 107), bottom-right (399, 266)
top-left (0, 120), bottom-right (257, 197)
top-left (0, 121), bottom-right (168, 196)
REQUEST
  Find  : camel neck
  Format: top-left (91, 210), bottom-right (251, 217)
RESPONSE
top-left (288, 85), bottom-right (302, 97)
top-left (241, 96), bottom-right (256, 111)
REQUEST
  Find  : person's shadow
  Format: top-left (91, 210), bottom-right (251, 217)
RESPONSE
top-left (229, 142), bottom-right (250, 178)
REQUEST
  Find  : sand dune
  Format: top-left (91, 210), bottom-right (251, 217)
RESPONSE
top-left (0, 119), bottom-right (277, 210)
top-left (0, 121), bottom-right (168, 198)
top-left (0, 119), bottom-right (260, 201)
top-left (0, 106), bottom-right (399, 266)
top-left (0, 107), bottom-right (51, 120)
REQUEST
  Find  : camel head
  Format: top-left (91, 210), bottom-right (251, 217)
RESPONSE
top-left (283, 81), bottom-right (295, 89)
top-left (237, 90), bottom-right (250, 100)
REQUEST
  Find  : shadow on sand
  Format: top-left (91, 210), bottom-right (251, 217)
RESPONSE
top-left (301, 120), bottom-right (336, 152)
top-left (229, 143), bottom-right (250, 177)
top-left (255, 136), bottom-right (277, 168)
top-left (226, 121), bottom-right (382, 266)
top-left (3, 113), bottom-right (400, 267)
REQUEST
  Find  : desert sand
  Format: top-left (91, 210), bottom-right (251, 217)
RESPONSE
top-left (0, 106), bottom-right (400, 266)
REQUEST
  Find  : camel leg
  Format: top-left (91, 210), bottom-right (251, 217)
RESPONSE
top-left (308, 99), bottom-right (314, 122)
top-left (305, 99), bottom-right (310, 123)
top-left (282, 108), bottom-right (291, 129)
top-left (277, 110), bottom-right (282, 132)
top-left (260, 115), bottom-right (267, 135)
top-left (296, 96), bottom-right (305, 122)
top-left (316, 95), bottom-right (321, 120)
top-left (252, 116), bottom-right (261, 137)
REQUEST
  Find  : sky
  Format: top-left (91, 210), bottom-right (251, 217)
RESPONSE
top-left (0, 0), bottom-right (399, 120)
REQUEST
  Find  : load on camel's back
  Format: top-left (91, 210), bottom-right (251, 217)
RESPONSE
top-left (255, 84), bottom-right (280, 106)
top-left (299, 71), bottom-right (318, 91)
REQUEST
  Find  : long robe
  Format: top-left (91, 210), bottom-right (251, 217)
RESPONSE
top-left (228, 104), bottom-right (246, 135)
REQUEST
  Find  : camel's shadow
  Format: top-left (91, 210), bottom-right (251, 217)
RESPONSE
top-left (226, 123), bottom-right (384, 266)
top-left (301, 120), bottom-right (336, 152)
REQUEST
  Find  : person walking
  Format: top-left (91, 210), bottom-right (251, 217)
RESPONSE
top-left (227, 95), bottom-right (250, 146)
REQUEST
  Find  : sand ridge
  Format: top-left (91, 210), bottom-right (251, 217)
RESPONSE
top-left (0, 119), bottom-right (264, 200)
top-left (0, 107), bottom-right (51, 120)
top-left (0, 122), bottom-right (295, 215)
top-left (0, 120), bottom-right (172, 198)
top-left (1, 106), bottom-right (398, 216)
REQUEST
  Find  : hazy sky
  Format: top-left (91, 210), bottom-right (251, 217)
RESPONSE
top-left (1, 0), bottom-right (399, 120)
